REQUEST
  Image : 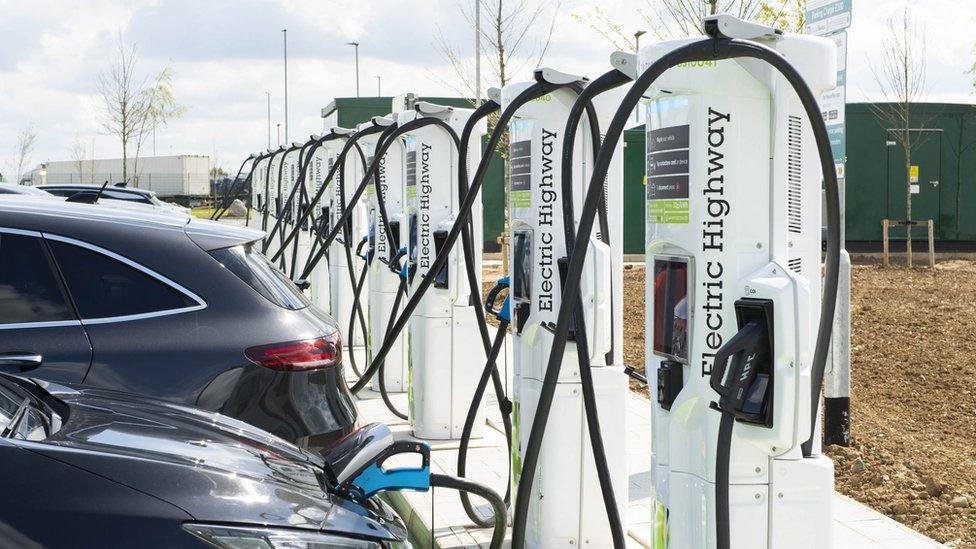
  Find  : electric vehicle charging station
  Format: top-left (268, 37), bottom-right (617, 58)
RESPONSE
top-left (307, 138), bottom-right (335, 310)
top-left (279, 141), bottom-right (303, 271)
top-left (400, 101), bottom-right (488, 440)
top-left (501, 66), bottom-right (629, 548)
top-left (640, 17), bottom-right (837, 548)
top-left (291, 136), bottom-right (319, 282)
top-left (247, 151), bottom-right (271, 227)
top-left (327, 127), bottom-right (370, 348)
top-left (362, 115), bottom-right (410, 393)
top-left (261, 145), bottom-right (287, 256)
top-left (260, 146), bottom-right (278, 237)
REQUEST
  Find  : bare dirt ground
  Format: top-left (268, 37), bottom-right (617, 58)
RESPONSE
top-left (483, 260), bottom-right (976, 546)
top-left (828, 261), bottom-right (976, 547)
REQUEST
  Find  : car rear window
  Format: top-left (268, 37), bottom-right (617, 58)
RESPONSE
top-left (0, 232), bottom-right (74, 324)
top-left (49, 240), bottom-right (199, 320)
top-left (209, 243), bottom-right (309, 310)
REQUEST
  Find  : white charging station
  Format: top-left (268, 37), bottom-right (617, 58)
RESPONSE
top-left (362, 115), bottom-right (410, 393)
top-left (641, 23), bottom-right (837, 548)
top-left (262, 146), bottom-right (287, 258)
top-left (327, 127), bottom-right (370, 347)
top-left (248, 151), bottom-right (271, 229)
top-left (292, 137), bottom-right (319, 284)
top-left (502, 66), bottom-right (629, 548)
top-left (401, 102), bottom-right (487, 440)
top-left (308, 138), bottom-right (336, 311)
top-left (279, 141), bottom-right (303, 271)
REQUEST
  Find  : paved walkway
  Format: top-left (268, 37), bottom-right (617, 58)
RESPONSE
top-left (347, 345), bottom-right (944, 549)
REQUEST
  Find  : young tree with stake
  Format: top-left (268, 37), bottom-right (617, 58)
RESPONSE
top-left (98, 35), bottom-right (184, 187)
top-left (870, 7), bottom-right (929, 267)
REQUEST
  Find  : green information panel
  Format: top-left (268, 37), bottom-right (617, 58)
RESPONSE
top-left (648, 199), bottom-right (689, 224)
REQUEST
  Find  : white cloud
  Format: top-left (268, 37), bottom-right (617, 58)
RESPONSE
top-left (0, 0), bottom-right (972, 181)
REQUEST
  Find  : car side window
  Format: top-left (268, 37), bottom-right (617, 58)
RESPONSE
top-left (0, 232), bottom-right (74, 325)
top-left (48, 239), bottom-right (199, 320)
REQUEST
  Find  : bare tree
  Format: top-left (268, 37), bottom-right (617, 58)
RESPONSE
top-left (436, 0), bottom-right (560, 259)
top-left (570, 6), bottom-right (640, 52)
top-left (436, 0), bottom-right (559, 97)
top-left (132, 66), bottom-right (186, 179)
top-left (97, 35), bottom-right (185, 187)
top-left (648, 0), bottom-right (763, 37)
top-left (573, 0), bottom-right (805, 50)
top-left (870, 7), bottom-right (929, 267)
top-left (70, 139), bottom-right (88, 183)
top-left (13, 124), bottom-right (38, 185)
top-left (98, 35), bottom-right (145, 186)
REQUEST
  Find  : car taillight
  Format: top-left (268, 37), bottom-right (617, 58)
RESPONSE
top-left (245, 332), bottom-right (342, 371)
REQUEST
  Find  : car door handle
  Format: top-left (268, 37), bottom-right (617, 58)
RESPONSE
top-left (0, 353), bottom-right (43, 371)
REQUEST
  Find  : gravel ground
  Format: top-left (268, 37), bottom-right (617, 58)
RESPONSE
top-left (484, 260), bottom-right (976, 546)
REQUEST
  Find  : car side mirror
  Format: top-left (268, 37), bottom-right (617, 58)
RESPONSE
top-left (293, 279), bottom-right (311, 291)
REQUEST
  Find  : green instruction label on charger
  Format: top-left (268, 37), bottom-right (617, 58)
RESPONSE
top-left (648, 199), bottom-right (689, 224)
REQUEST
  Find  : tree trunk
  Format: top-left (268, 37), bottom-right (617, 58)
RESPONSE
top-left (122, 137), bottom-right (128, 186)
top-left (905, 131), bottom-right (912, 268)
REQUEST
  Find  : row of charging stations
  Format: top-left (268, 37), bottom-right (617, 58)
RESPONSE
top-left (227, 15), bottom-right (842, 548)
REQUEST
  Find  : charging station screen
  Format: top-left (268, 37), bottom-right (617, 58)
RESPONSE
top-left (652, 258), bottom-right (688, 363)
top-left (408, 214), bottom-right (418, 265)
top-left (512, 230), bottom-right (532, 303)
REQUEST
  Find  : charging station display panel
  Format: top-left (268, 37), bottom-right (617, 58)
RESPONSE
top-left (652, 257), bottom-right (689, 363)
top-left (408, 214), bottom-right (418, 265)
top-left (405, 137), bottom-right (417, 201)
top-left (513, 229), bottom-right (532, 303)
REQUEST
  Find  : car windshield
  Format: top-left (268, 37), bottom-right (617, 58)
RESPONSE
top-left (209, 243), bottom-right (309, 310)
top-left (0, 383), bottom-right (53, 442)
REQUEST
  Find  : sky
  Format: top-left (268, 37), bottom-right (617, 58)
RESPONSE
top-left (0, 0), bottom-right (973, 180)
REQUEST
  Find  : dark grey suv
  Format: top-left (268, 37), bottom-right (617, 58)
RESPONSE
top-left (0, 197), bottom-right (356, 449)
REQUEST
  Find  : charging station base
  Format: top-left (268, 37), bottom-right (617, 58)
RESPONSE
top-left (516, 366), bottom-right (628, 548)
top-left (408, 307), bottom-right (486, 440)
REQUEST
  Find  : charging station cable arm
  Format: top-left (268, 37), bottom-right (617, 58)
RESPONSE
top-left (429, 474), bottom-right (506, 549)
top-left (261, 148), bottom-right (284, 231)
top-left (457, 276), bottom-right (513, 524)
top-left (299, 119), bottom-right (451, 279)
top-left (238, 152), bottom-right (274, 223)
top-left (550, 70), bottom-right (635, 549)
top-left (263, 138), bottom-right (323, 253)
top-left (272, 125), bottom-right (386, 261)
top-left (376, 278), bottom-right (409, 420)
top-left (212, 155), bottom-right (258, 220)
top-left (456, 320), bottom-right (511, 526)
top-left (348, 83), bottom-right (557, 395)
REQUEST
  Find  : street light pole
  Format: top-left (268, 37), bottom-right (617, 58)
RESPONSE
top-left (265, 91), bottom-right (271, 148)
top-left (375, 75), bottom-right (381, 97)
top-left (475, 0), bottom-right (481, 105)
top-left (282, 29), bottom-right (289, 143)
top-left (346, 41), bottom-right (360, 97)
top-left (634, 30), bottom-right (647, 123)
top-left (276, 123), bottom-right (281, 147)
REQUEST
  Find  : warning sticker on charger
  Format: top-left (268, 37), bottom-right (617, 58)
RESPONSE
top-left (646, 124), bottom-right (690, 224)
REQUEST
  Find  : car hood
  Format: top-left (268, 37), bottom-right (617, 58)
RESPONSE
top-left (29, 382), bottom-right (404, 542)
